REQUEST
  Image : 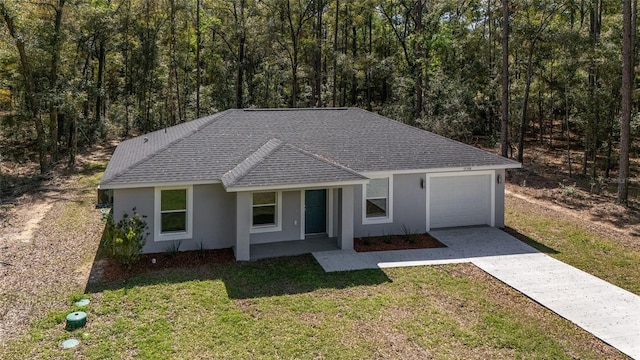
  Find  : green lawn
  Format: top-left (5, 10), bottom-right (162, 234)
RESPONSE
top-left (2, 256), bottom-right (625, 359)
top-left (1, 169), bottom-right (634, 359)
top-left (505, 197), bottom-right (640, 295)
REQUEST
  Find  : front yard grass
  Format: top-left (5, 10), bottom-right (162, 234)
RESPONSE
top-left (1, 165), bottom-right (633, 359)
top-left (2, 256), bottom-right (625, 359)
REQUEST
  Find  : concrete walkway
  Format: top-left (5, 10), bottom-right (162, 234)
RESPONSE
top-left (312, 227), bottom-right (640, 359)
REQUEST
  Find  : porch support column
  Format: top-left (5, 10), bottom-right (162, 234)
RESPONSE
top-left (235, 192), bottom-right (251, 261)
top-left (339, 186), bottom-right (354, 250)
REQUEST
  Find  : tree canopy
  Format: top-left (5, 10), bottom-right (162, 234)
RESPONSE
top-left (0, 0), bottom-right (637, 201)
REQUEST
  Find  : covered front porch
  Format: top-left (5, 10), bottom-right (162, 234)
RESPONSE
top-left (233, 185), bottom-right (358, 261)
top-left (250, 235), bottom-right (340, 260)
top-left (221, 138), bottom-right (368, 261)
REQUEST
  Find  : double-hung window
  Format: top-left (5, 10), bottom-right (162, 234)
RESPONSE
top-left (251, 191), bottom-right (282, 232)
top-left (155, 186), bottom-right (193, 241)
top-left (363, 177), bottom-right (392, 224)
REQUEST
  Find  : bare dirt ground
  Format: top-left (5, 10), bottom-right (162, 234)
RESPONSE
top-left (504, 140), bottom-right (640, 249)
top-left (0, 143), bottom-right (114, 344)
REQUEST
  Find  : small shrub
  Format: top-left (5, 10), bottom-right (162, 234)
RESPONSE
top-left (382, 230), bottom-right (393, 244)
top-left (197, 241), bottom-right (206, 259)
top-left (402, 224), bottom-right (418, 244)
top-left (559, 182), bottom-right (582, 199)
top-left (102, 208), bottom-right (149, 268)
top-left (166, 241), bottom-right (182, 258)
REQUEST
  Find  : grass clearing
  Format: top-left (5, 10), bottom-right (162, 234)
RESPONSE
top-left (1, 258), bottom-right (625, 359)
top-left (1, 158), bottom-right (632, 359)
top-left (505, 196), bottom-right (640, 295)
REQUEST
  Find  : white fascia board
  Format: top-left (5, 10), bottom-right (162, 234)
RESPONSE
top-left (99, 179), bottom-right (221, 190)
top-left (361, 164), bottom-right (521, 177)
top-left (225, 179), bottom-right (369, 193)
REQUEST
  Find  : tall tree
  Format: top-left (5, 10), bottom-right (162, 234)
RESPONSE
top-left (195, 0), bottom-right (202, 116)
top-left (311, 0), bottom-right (323, 107)
top-left (618, 0), bottom-right (636, 204)
top-left (267, 0), bottom-right (315, 107)
top-left (235, 0), bottom-right (247, 109)
top-left (1, 2), bottom-right (48, 173)
top-left (500, 0), bottom-right (509, 158)
top-left (47, 0), bottom-right (65, 163)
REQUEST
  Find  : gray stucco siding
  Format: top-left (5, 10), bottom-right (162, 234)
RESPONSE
top-left (353, 173), bottom-right (427, 238)
top-left (250, 190), bottom-right (302, 244)
top-left (494, 169), bottom-right (506, 228)
top-left (113, 184), bottom-right (236, 254)
top-left (191, 184), bottom-right (236, 250)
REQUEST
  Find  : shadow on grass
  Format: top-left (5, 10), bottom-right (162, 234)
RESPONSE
top-left (503, 227), bottom-right (560, 255)
top-left (84, 235), bottom-right (391, 300)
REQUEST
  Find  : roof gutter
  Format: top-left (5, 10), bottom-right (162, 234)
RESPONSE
top-left (361, 163), bottom-right (522, 177)
top-left (224, 179), bottom-right (370, 192)
top-left (98, 179), bottom-right (222, 190)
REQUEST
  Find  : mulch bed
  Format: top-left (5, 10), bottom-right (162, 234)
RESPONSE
top-left (99, 248), bottom-right (235, 283)
top-left (99, 235), bottom-right (446, 282)
top-left (354, 233), bottom-right (445, 252)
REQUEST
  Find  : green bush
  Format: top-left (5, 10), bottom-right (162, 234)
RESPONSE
top-left (102, 208), bottom-right (149, 268)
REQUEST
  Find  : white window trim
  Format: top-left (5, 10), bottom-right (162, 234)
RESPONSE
top-left (362, 176), bottom-right (393, 225)
top-left (154, 186), bottom-right (193, 242)
top-left (250, 191), bottom-right (283, 233)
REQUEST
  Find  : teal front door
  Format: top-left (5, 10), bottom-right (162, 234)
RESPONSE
top-left (305, 190), bottom-right (326, 234)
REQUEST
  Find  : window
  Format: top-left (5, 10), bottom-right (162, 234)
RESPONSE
top-left (251, 191), bottom-right (282, 233)
top-left (252, 192), bottom-right (277, 226)
top-left (363, 177), bottom-right (393, 224)
top-left (161, 189), bottom-right (187, 232)
top-left (155, 186), bottom-right (193, 241)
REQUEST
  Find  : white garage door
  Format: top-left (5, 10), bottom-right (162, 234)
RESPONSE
top-left (429, 174), bottom-right (492, 229)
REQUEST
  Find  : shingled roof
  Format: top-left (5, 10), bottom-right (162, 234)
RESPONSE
top-left (220, 139), bottom-right (367, 190)
top-left (100, 108), bottom-right (520, 188)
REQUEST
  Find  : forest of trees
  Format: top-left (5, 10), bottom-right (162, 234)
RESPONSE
top-left (0, 0), bottom-right (637, 203)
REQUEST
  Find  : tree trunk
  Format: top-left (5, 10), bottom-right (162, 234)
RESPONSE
top-left (500, 0), bottom-right (509, 158)
top-left (236, 34), bottom-right (245, 108)
top-left (350, 25), bottom-right (356, 106)
top-left (366, 11), bottom-right (372, 111)
top-left (518, 42), bottom-right (535, 163)
top-left (236, 0), bottom-right (246, 109)
top-left (196, 0), bottom-right (201, 117)
top-left (312, 0), bottom-right (323, 107)
top-left (605, 107), bottom-right (614, 178)
top-left (413, 0), bottom-right (424, 125)
top-left (169, 0), bottom-right (180, 123)
top-left (96, 39), bottom-right (106, 136)
top-left (565, 87), bottom-right (572, 176)
top-left (68, 114), bottom-right (77, 168)
top-left (332, 0), bottom-right (339, 107)
top-left (618, 0), bottom-right (635, 204)
top-left (49, 0), bottom-right (65, 163)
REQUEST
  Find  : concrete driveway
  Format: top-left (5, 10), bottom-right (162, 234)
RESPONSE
top-left (312, 227), bottom-right (640, 359)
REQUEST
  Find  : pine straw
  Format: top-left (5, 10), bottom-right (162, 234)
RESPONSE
top-left (0, 143), bottom-right (113, 345)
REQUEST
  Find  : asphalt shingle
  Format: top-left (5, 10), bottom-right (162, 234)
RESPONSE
top-left (221, 139), bottom-right (367, 189)
top-left (100, 108), bottom-right (520, 187)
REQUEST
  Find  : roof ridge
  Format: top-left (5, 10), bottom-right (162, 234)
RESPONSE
top-left (281, 143), bottom-right (365, 179)
top-left (103, 110), bottom-right (232, 184)
top-left (242, 107), bottom-right (348, 112)
top-left (221, 138), bottom-right (283, 188)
